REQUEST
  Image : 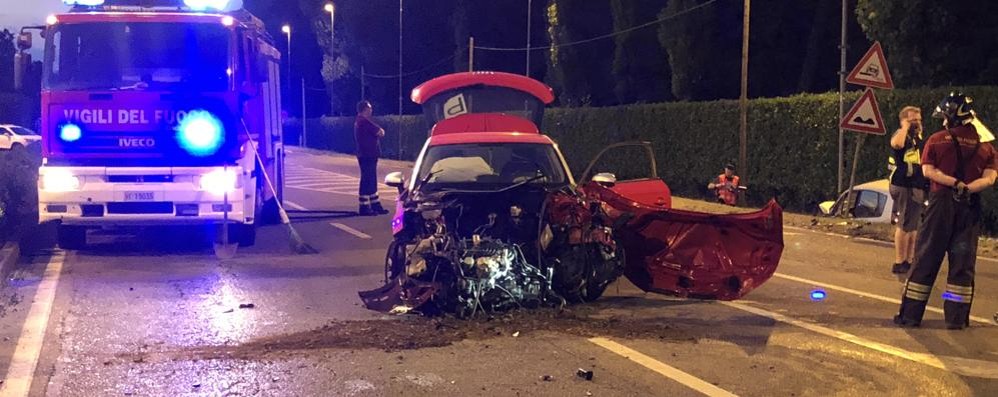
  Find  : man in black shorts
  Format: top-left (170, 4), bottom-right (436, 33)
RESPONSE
top-left (888, 106), bottom-right (927, 274)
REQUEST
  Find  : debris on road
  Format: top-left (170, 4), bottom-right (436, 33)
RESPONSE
top-left (540, 375), bottom-right (554, 382)
top-left (576, 368), bottom-right (594, 381)
top-left (239, 303), bottom-right (256, 309)
top-left (512, 331), bottom-right (520, 338)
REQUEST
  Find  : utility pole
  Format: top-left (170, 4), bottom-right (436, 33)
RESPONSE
top-left (361, 65), bottom-right (366, 100)
top-left (526, 0), bottom-right (532, 77)
top-left (838, 0), bottom-right (848, 193)
top-left (301, 78), bottom-right (308, 148)
top-left (738, 0), bottom-right (750, 182)
top-left (398, 0), bottom-right (404, 160)
top-left (469, 37), bottom-right (475, 72)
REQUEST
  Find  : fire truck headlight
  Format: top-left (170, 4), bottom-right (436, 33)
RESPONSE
top-left (42, 170), bottom-right (81, 192)
top-left (63, 0), bottom-right (105, 6)
top-left (60, 124), bottom-right (82, 142)
top-left (200, 169), bottom-right (238, 195)
top-left (176, 111), bottom-right (224, 157)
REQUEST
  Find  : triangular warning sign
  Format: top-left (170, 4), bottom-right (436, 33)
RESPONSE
top-left (840, 88), bottom-right (887, 135)
top-left (847, 42), bottom-right (894, 89)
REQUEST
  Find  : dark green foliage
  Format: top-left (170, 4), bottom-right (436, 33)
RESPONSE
top-left (0, 147), bottom-right (40, 240)
top-left (546, 0), bottom-right (616, 106)
top-left (609, 0), bottom-right (671, 104)
top-left (0, 29), bottom-right (14, 93)
top-left (856, 0), bottom-right (998, 87)
top-left (0, 93), bottom-right (31, 125)
top-left (297, 86), bottom-right (998, 234)
top-left (658, 0), bottom-right (739, 100)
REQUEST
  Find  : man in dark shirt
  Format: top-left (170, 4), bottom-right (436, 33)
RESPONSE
top-left (888, 106), bottom-right (927, 274)
top-left (355, 101), bottom-right (389, 216)
top-left (895, 93), bottom-right (998, 330)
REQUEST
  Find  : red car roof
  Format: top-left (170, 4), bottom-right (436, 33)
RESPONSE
top-left (428, 132), bottom-right (555, 146)
top-left (411, 72), bottom-right (555, 105)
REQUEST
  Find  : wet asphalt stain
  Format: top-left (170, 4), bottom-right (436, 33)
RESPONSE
top-left (118, 305), bottom-right (705, 363)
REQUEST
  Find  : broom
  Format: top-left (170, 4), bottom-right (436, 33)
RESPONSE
top-left (241, 119), bottom-right (318, 254)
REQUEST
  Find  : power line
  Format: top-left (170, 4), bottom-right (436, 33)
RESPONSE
top-left (363, 52), bottom-right (462, 79)
top-left (476, 0), bottom-right (721, 52)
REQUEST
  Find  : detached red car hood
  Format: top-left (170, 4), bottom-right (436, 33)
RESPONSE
top-left (584, 183), bottom-right (784, 301)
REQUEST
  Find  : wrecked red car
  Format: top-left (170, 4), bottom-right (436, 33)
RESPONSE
top-left (360, 72), bottom-right (784, 317)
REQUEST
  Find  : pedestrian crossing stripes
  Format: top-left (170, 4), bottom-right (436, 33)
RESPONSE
top-left (284, 166), bottom-right (398, 198)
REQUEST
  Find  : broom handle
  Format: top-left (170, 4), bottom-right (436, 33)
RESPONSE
top-left (240, 119), bottom-right (292, 225)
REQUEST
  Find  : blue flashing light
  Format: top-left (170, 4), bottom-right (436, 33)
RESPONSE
top-left (176, 111), bottom-right (224, 157)
top-left (809, 289), bottom-right (827, 302)
top-left (63, 0), bottom-right (105, 6)
top-left (184, 0), bottom-right (230, 11)
top-left (60, 124), bottom-right (82, 142)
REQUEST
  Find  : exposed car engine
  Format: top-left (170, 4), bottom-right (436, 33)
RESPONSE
top-left (361, 186), bottom-right (624, 318)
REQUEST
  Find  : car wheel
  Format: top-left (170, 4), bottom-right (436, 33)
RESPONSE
top-left (57, 225), bottom-right (87, 250)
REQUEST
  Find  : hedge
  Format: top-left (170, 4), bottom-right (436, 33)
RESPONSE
top-left (293, 86), bottom-right (998, 234)
top-left (0, 147), bottom-right (41, 241)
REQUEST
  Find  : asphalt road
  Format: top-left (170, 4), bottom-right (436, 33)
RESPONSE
top-left (2, 147), bottom-right (997, 397)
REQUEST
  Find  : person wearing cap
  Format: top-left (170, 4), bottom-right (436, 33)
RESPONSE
top-left (895, 93), bottom-right (998, 330)
top-left (888, 106), bottom-right (928, 275)
top-left (354, 100), bottom-right (389, 216)
top-left (708, 164), bottom-right (741, 206)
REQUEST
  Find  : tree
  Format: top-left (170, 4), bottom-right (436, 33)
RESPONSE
top-left (658, 0), bottom-right (739, 101)
top-left (856, 0), bottom-right (998, 87)
top-left (0, 29), bottom-right (15, 93)
top-left (546, 0), bottom-right (616, 106)
top-left (609, 0), bottom-right (672, 104)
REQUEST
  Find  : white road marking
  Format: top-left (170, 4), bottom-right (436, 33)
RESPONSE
top-left (773, 273), bottom-right (992, 325)
top-left (1, 252), bottom-right (67, 397)
top-left (331, 223), bottom-right (372, 239)
top-left (589, 337), bottom-right (739, 397)
top-left (284, 200), bottom-right (308, 211)
top-left (721, 301), bottom-right (998, 379)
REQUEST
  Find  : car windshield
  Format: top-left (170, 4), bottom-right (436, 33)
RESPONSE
top-left (11, 127), bottom-right (37, 136)
top-left (416, 143), bottom-right (568, 190)
top-left (44, 22), bottom-right (230, 91)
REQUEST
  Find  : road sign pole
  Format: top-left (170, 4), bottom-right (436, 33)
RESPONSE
top-left (841, 134), bottom-right (867, 216)
top-left (837, 0), bottom-right (847, 194)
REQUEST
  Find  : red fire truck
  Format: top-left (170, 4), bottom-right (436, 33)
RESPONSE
top-left (15, 0), bottom-right (286, 249)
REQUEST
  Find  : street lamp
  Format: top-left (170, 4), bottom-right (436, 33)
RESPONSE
top-left (282, 24), bottom-right (291, 100)
top-left (325, 3), bottom-right (335, 54)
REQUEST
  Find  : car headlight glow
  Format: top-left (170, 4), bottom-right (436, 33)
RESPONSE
top-left (176, 110), bottom-right (225, 157)
top-left (42, 169), bottom-right (81, 192)
top-left (184, 0), bottom-right (230, 11)
top-left (60, 123), bottom-right (82, 142)
top-left (200, 169), bottom-right (238, 195)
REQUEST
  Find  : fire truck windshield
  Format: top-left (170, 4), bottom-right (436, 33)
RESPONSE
top-left (44, 22), bottom-right (230, 92)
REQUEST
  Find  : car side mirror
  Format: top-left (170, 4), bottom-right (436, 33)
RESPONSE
top-left (385, 172), bottom-right (405, 189)
top-left (592, 172), bottom-right (617, 187)
top-left (818, 201), bottom-right (835, 216)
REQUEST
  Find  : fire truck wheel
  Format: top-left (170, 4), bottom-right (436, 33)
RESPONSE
top-left (57, 225), bottom-right (87, 250)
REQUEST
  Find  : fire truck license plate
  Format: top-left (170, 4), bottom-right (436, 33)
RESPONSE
top-left (124, 192), bottom-right (155, 201)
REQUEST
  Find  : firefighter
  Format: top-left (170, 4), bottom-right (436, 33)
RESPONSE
top-left (708, 163), bottom-right (740, 206)
top-left (355, 101), bottom-right (389, 216)
top-left (895, 93), bottom-right (998, 330)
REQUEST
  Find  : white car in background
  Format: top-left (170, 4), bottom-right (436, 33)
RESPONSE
top-left (0, 125), bottom-right (42, 151)
top-left (819, 179), bottom-right (894, 224)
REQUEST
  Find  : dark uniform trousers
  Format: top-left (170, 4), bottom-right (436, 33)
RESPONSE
top-left (897, 190), bottom-right (979, 327)
top-left (357, 157), bottom-right (380, 209)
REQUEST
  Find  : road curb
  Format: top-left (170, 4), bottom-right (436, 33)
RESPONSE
top-left (0, 240), bottom-right (21, 279)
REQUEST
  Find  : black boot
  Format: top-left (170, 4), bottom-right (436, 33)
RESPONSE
top-left (371, 202), bottom-right (390, 215)
top-left (891, 261), bottom-right (911, 274)
top-left (359, 205), bottom-right (375, 216)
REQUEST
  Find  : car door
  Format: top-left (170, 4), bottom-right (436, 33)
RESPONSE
top-left (578, 142), bottom-right (672, 208)
top-left (579, 143), bottom-right (784, 301)
top-left (0, 128), bottom-right (12, 150)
